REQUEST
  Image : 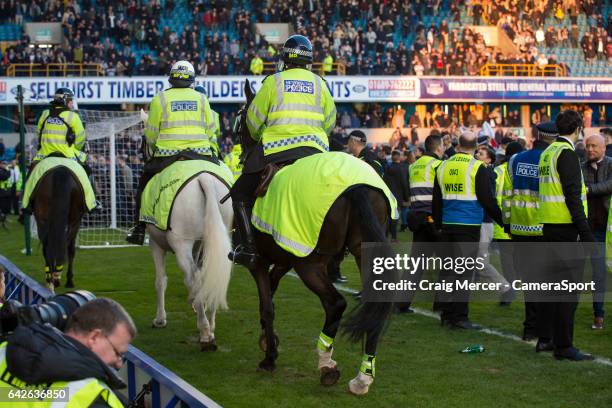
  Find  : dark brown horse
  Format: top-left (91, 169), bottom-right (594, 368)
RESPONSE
top-left (235, 80), bottom-right (393, 395)
top-left (31, 165), bottom-right (86, 291)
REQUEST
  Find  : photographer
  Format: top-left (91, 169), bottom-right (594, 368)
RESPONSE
top-left (0, 297), bottom-right (137, 407)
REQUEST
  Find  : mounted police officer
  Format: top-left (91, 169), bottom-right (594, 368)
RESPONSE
top-left (0, 298), bottom-right (136, 407)
top-left (228, 34), bottom-right (337, 268)
top-left (126, 60), bottom-right (217, 245)
top-left (34, 88), bottom-right (88, 168)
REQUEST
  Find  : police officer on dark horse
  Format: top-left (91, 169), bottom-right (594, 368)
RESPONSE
top-left (28, 88), bottom-right (98, 289)
top-left (233, 35), bottom-right (395, 395)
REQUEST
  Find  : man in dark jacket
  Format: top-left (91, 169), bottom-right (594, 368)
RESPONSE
top-left (383, 150), bottom-right (409, 242)
top-left (347, 130), bottom-right (384, 176)
top-left (583, 133), bottom-right (612, 329)
top-left (1, 298), bottom-right (137, 407)
top-left (538, 109), bottom-right (595, 361)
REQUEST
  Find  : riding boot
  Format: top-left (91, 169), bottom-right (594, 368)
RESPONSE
top-left (126, 223), bottom-right (146, 245)
top-left (228, 201), bottom-right (260, 269)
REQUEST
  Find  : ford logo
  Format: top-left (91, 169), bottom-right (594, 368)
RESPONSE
top-left (352, 84), bottom-right (366, 93)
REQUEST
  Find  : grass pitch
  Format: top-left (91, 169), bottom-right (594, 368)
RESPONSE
top-left (1, 216), bottom-right (611, 407)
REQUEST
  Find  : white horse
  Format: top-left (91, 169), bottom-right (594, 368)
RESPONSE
top-left (146, 172), bottom-right (233, 351)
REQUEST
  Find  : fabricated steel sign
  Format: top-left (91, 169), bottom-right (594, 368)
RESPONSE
top-left (0, 76), bottom-right (610, 105)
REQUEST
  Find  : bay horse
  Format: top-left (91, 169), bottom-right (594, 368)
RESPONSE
top-left (235, 80), bottom-right (393, 395)
top-left (31, 165), bottom-right (86, 291)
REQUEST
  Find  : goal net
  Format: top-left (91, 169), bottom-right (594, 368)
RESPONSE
top-left (26, 110), bottom-right (145, 248)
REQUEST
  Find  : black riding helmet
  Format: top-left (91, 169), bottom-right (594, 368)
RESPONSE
top-left (278, 35), bottom-right (313, 71)
top-left (52, 87), bottom-right (74, 107)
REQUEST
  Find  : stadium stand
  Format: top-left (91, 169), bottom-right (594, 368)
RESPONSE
top-left (0, 0), bottom-right (609, 77)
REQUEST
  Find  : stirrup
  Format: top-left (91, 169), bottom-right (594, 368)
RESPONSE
top-left (228, 245), bottom-right (259, 269)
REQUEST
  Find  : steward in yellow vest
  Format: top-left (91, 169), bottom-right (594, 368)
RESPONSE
top-left (395, 134), bottom-right (444, 313)
top-left (229, 34), bottom-right (336, 269)
top-left (224, 143), bottom-right (243, 180)
top-left (432, 131), bottom-right (503, 329)
top-left (506, 121), bottom-right (556, 343)
top-left (127, 60), bottom-right (218, 245)
top-left (536, 109), bottom-right (595, 361)
top-left (0, 298), bottom-right (137, 407)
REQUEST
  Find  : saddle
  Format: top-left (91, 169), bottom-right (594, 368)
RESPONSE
top-left (255, 163), bottom-right (284, 197)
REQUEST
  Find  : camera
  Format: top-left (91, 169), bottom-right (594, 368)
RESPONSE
top-left (0, 290), bottom-right (95, 339)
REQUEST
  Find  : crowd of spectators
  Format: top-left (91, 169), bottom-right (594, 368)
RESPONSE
top-left (1, 0), bottom-right (610, 76)
top-left (476, 0), bottom-right (612, 67)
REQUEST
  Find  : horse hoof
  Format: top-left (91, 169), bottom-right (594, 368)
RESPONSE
top-left (348, 373), bottom-right (374, 396)
top-left (65, 280), bottom-right (74, 288)
top-left (258, 333), bottom-right (280, 352)
top-left (320, 366), bottom-right (340, 386)
top-left (257, 360), bottom-right (276, 372)
top-left (151, 319), bottom-right (167, 328)
top-left (200, 339), bottom-right (218, 352)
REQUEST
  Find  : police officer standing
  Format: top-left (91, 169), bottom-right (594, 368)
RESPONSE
top-left (432, 131), bottom-right (504, 329)
top-left (346, 130), bottom-right (384, 176)
top-left (127, 60), bottom-right (217, 245)
top-left (537, 109), bottom-right (595, 361)
top-left (0, 298), bottom-right (136, 407)
top-left (396, 134), bottom-right (444, 313)
top-left (507, 121), bottom-right (557, 346)
top-left (229, 35), bottom-right (336, 268)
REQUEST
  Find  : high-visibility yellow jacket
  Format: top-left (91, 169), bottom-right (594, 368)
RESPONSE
top-left (323, 55), bottom-right (333, 74)
top-left (35, 108), bottom-right (86, 163)
top-left (246, 68), bottom-right (336, 157)
top-left (224, 143), bottom-right (243, 180)
top-left (250, 57), bottom-right (264, 75)
top-left (144, 87), bottom-right (215, 158)
top-left (538, 140), bottom-right (587, 224)
top-left (0, 342), bottom-right (124, 408)
top-left (211, 110), bottom-right (221, 156)
top-left (493, 162), bottom-right (511, 240)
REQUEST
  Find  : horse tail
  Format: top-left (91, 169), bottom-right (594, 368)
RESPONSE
top-left (341, 186), bottom-right (393, 343)
top-left (195, 173), bottom-right (232, 311)
top-left (46, 167), bottom-right (73, 271)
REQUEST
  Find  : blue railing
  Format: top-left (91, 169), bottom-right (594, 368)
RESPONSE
top-left (0, 255), bottom-right (221, 408)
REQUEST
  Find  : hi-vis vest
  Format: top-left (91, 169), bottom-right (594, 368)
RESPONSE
top-left (493, 162), bottom-right (511, 240)
top-left (224, 144), bottom-right (243, 180)
top-left (436, 153), bottom-right (484, 226)
top-left (0, 342), bottom-right (123, 408)
top-left (211, 111), bottom-right (221, 156)
top-left (35, 109), bottom-right (86, 163)
top-left (508, 149), bottom-right (544, 236)
top-left (144, 87), bottom-right (215, 158)
top-left (409, 155), bottom-right (441, 214)
top-left (246, 68), bottom-right (336, 156)
top-left (538, 140), bottom-right (587, 224)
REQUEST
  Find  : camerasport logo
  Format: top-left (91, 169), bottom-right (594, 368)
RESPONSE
top-left (0, 82), bottom-right (6, 101)
top-left (367, 79), bottom-right (418, 99)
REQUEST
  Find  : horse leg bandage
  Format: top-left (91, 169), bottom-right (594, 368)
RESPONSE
top-left (317, 332), bottom-right (337, 369)
top-left (359, 354), bottom-right (376, 377)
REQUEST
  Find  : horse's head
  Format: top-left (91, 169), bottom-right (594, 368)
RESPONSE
top-left (234, 79), bottom-right (257, 156)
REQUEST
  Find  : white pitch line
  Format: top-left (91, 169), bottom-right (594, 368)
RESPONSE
top-left (287, 272), bottom-right (612, 367)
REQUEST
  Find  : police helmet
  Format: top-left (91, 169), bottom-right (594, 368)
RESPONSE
top-left (279, 35), bottom-right (313, 71)
top-left (52, 88), bottom-right (75, 107)
top-left (534, 121), bottom-right (559, 140)
top-left (169, 60), bottom-right (196, 88)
